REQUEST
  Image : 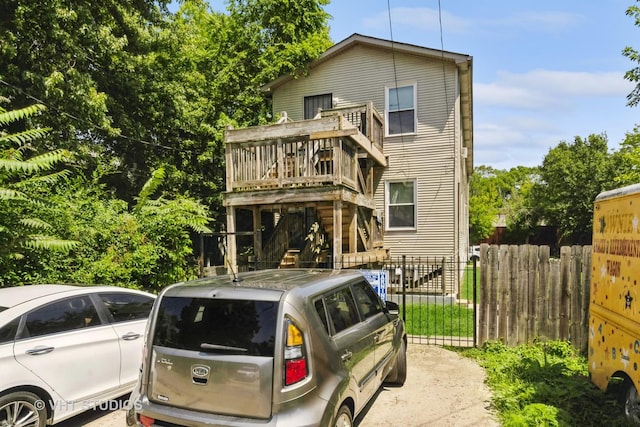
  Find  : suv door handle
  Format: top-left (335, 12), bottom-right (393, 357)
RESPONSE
top-left (341, 350), bottom-right (352, 362)
top-left (25, 346), bottom-right (54, 355)
top-left (121, 332), bottom-right (141, 341)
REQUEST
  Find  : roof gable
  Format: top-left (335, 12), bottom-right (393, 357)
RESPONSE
top-left (262, 33), bottom-right (471, 93)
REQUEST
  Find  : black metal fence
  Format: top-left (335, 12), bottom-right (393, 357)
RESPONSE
top-left (202, 255), bottom-right (478, 348)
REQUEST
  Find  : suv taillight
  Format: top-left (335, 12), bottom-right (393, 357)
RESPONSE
top-left (284, 319), bottom-right (307, 386)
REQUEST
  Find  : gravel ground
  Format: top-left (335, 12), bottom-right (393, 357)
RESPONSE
top-left (58, 344), bottom-right (499, 427)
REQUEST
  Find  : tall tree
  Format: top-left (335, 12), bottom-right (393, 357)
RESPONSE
top-left (469, 165), bottom-right (539, 243)
top-left (0, 0), bottom-right (174, 198)
top-left (531, 134), bottom-right (615, 245)
top-left (624, 1), bottom-right (640, 106)
top-left (469, 166), bottom-right (503, 243)
top-left (610, 126), bottom-right (640, 186)
top-left (0, 0), bottom-right (333, 222)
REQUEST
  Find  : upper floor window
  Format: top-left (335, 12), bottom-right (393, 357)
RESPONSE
top-left (385, 84), bottom-right (416, 136)
top-left (386, 180), bottom-right (417, 230)
top-left (304, 93), bottom-right (333, 119)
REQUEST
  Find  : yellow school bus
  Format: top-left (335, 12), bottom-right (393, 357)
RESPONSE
top-left (589, 183), bottom-right (640, 422)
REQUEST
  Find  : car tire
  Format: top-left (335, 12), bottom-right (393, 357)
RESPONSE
top-left (384, 339), bottom-right (407, 386)
top-left (0, 391), bottom-right (47, 427)
top-left (624, 379), bottom-right (640, 424)
top-left (333, 404), bottom-right (353, 427)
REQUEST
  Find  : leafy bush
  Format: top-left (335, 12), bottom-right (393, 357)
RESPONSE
top-left (4, 171), bottom-right (211, 291)
top-left (462, 340), bottom-right (633, 426)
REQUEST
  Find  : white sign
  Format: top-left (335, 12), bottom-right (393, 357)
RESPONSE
top-left (360, 269), bottom-right (388, 302)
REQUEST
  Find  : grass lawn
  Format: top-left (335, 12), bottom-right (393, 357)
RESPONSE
top-left (459, 262), bottom-right (478, 301)
top-left (402, 303), bottom-right (474, 337)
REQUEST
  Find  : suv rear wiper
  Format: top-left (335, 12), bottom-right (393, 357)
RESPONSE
top-left (200, 343), bottom-right (248, 352)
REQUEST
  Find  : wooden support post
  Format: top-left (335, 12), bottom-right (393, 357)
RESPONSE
top-left (349, 204), bottom-right (357, 254)
top-left (333, 200), bottom-right (343, 269)
top-left (253, 207), bottom-right (262, 265)
top-left (226, 206), bottom-right (237, 274)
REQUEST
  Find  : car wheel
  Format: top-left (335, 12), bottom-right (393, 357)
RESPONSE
top-left (624, 380), bottom-right (640, 424)
top-left (333, 404), bottom-right (352, 427)
top-left (0, 391), bottom-right (47, 427)
top-left (384, 339), bottom-right (407, 386)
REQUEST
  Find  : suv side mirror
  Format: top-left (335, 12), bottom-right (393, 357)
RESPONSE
top-left (385, 300), bottom-right (399, 315)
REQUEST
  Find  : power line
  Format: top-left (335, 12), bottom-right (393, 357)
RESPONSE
top-left (386, 0), bottom-right (411, 178)
top-left (0, 78), bottom-right (201, 154)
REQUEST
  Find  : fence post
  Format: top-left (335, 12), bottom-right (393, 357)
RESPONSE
top-left (488, 245), bottom-right (499, 341)
top-left (478, 244), bottom-right (489, 346)
top-left (473, 256), bottom-right (477, 347)
top-left (402, 254), bottom-right (406, 321)
top-left (441, 257), bottom-right (446, 294)
top-left (559, 247), bottom-right (571, 340)
top-left (507, 246), bottom-right (519, 346)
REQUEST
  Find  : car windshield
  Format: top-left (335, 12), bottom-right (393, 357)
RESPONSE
top-left (153, 297), bottom-right (278, 357)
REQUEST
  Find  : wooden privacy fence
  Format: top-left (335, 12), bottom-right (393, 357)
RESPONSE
top-left (477, 244), bottom-right (592, 352)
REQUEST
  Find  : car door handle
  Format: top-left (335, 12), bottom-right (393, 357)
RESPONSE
top-left (341, 350), bottom-right (352, 362)
top-left (25, 346), bottom-right (55, 355)
top-left (121, 332), bottom-right (141, 341)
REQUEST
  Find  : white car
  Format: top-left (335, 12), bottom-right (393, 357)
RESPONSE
top-left (469, 245), bottom-right (481, 261)
top-left (0, 284), bottom-right (155, 427)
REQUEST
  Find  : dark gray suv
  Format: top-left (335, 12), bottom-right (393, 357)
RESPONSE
top-left (130, 269), bottom-right (406, 427)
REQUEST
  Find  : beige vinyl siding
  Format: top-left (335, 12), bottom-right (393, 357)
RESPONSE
top-left (271, 44), bottom-right (463, 259)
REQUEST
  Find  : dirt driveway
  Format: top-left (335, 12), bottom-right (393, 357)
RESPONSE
top-left (62, 344), bottom-right (498, 427)
top-left (356, 344), bottom-right (498, 426)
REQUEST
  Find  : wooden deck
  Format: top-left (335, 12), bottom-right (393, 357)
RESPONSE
top-left (224, 114), bottom-right (385, 197)
top-left (223, 103), bottom-right (386, 270)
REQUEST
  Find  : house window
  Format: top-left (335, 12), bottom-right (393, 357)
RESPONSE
top-left (386, 180), bottom-right (416, 230)
top-left (304, 93), bottom-right (333, 119)
top-left (386, 84), bottom-right (416, 135)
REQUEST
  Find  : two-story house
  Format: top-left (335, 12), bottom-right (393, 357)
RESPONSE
top-left (223, 34), bottom-right (473, 283)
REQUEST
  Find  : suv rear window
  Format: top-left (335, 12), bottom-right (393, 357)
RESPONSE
top-left (153, 297), bottom-right (278, 357)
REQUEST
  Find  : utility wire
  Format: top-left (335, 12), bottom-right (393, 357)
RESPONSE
top-left (386, 0), bottom-right (411, 178)
top-left (0, 78), bottom-right (197, 153)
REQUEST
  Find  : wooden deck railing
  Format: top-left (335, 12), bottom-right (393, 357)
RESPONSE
top-left (321, 102), bottom-right (384, 151)
top-left (226, 136), bottom-right (358, 191)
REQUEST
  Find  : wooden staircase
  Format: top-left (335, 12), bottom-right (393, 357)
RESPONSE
top-left (316, 205), bottom-right (348, 252)
top-left (279, 249), bottom-right (300, 268)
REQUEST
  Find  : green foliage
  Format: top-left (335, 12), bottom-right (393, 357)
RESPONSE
top-left (0, 0), bottom-right (333, 230)
top-left (0, 0), bottom-right (334, 287)
top-left (31, 171), bottom-right (212, 291)
top-left (0, 103), bottom-right (78, 273)
top-left (469, 165), bottom-right (538, 243)
top-left (469, 167), bottom-right (501, 243)
top-left (611, 126), bottom-right (640, 186)
top-left (462, 340), bottom-right (632, 426)
top-left (531, 134), bottom-right (615, 245)
top-left (623, 1), bottom-right (640, 107)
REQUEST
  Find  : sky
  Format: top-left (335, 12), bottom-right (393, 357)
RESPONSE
top-left (207, 1), bottom-right (640, 170)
